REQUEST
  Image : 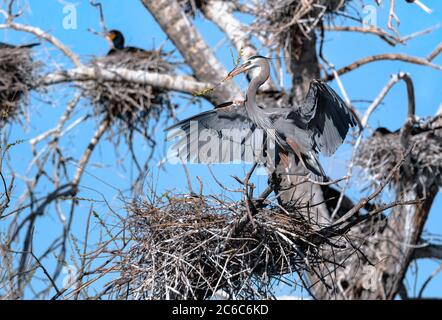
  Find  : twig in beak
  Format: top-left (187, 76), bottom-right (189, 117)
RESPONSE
top-left (193, 51), bottom-right (246, 96)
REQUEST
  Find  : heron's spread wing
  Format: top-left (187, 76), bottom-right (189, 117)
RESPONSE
top-left (293, 80), bottom-right (358, 156)
top-left (166, 102), bottom-right (254, 133)
top-left (166, 102), bottom-right (262, 163)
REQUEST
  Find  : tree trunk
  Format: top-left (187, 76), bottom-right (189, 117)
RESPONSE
top-left (141, 0), bottom-right (241, 105)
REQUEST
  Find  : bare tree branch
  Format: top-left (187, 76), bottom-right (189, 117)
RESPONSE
top-left (72, 118), bottom-right (110, 187)
top-left (412, 243), bottom-right (442, 260)
top-left (417, 262), bottom-right (442, 298)
top-left (40, 67), bottom-right (212, 95)
top-left (0, 22), bottom-right (82, 67)
top-left (324, 24), bottom-right (438, 47)
top-left (324, 50), bottom-right (442, 81)
top-left (361, 72), bottom-right (415, 128)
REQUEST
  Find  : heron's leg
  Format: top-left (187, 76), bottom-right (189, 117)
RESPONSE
top-left (278, 151), bottom-right (290, 168)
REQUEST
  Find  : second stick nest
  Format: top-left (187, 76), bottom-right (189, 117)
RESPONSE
top-left (82, 50), bottom-right (175, 136)
top-left (355, 118), bottom-right (442, 190)
top-left (0, 45), bottom-right (38, 125)
top-left (252, 0), bottom-right (349, 53)
top-left (103, 195), bottom-right (353, 300)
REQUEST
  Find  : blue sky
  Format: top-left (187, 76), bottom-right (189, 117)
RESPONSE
top-left (1, 0), bottom-right (441, 298)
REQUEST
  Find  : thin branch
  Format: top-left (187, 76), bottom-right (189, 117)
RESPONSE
top-left (30, 251), bottom-right (62, 297)
top-left (0, 22), bottom-right (82, 67)
top-left (418, 262), bottom-right (442, 298)
top-left (428, 43), bottom-right (442, 62)
top-left (0, 171), bottom-right (10, 205)
top-left (324, 25), bottom-right (398, 46)
top-left (324, 24), bottom-right (438, 47)
top-left (361, 72), bottom-right (415, 128)
top-left (387, 0), bottom-right (401, 39)
top-left (412, 243), bottom-right (442, 260)
top-left (324, 52), bottom-right (442, 82)
top-left (398, 282), bottom-right (408, 300)
top-left (410, 0), bottom-right (433, 14)
top-left (72, 118), bottom-right (110, 187)
top-left (90, 1), bottom-right (108, 34)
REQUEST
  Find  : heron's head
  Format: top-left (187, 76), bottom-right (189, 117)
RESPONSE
top-left (225, 55), bottom-right (269, 80)
top-left (106, 30), bottom-right (125, 49)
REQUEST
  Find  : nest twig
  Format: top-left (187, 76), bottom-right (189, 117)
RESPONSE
top-left (250, 0), bottom-right (349, 62)
top-left (81, 50), bottom-right (175, 139)
top-left (0, 46), bottom-right (38, 125)
top-left (102, 195), bottom-right (355, 300)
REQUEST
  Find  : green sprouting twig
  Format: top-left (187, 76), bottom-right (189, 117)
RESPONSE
top-left (3, 139), bottom-right (25, 154)
top-left (192, 47), bottom-right (244, 97)
top-left (230, 48), bottom-right (236, 66)
top-left (231, 47), bottom-right (244, 67)
top-left (70, 234), bottom-right (82, 260)
top-left (192, 87), bottom-right (215, 97)
top-left (59, 196), bottom-right (101, 202)
top-left (1, 139), bottom-right (24, 208)
top-left (93, 210), bottom-right (114, 240)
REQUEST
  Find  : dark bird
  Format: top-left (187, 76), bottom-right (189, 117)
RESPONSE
top-left (105, 29), bottom-right (148, 56)
top-left (167, 55), bottom-right (358, 179)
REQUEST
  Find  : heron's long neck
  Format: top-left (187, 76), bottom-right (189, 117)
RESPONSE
top-left (245, 63), bottom-right (269, 120)
top-left (244, 61), bottom-right (281, 146)
top-left (245, 82), bottom-right (257, 117)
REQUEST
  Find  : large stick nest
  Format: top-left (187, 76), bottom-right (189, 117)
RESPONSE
top-left (0, 46), bottom-right (38, 125)
top-left (355, 118), bottom-right (442, 190)
top-left (104, 195), bottom-right (354, 300)
top-left (251, 0), bottom-right (350, 59)
top-left (81, 50), bottom-right (175, 138)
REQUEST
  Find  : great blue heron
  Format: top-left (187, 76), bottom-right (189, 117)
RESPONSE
top-left (167, 55), bottom-right (358, 179)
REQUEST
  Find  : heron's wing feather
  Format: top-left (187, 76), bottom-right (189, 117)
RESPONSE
top-left (166, 102), bottom-right (254, 132)
top-left (293, 80), bottom-right (358, 156)
top-left (166, 102), bottom-right (260, 163)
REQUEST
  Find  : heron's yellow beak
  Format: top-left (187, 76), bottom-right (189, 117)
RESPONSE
top-left (224, 61), bottom-right (251, 81)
